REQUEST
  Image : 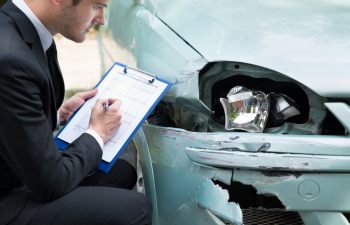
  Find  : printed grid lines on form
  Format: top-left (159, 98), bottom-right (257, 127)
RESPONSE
top-left (104, 72), bottom-right (158, 147)
top-left (73, 73), bottom-right (157, 137)
top-left (73, 108), bottom-right (92, 133)
top-left (56, 64), bottom-right (171, 164)
top-left (72, 71), bottom-right (159, 149)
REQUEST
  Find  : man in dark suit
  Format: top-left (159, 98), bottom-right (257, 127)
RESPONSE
top-left (0, 0), bottom-right (152, 224)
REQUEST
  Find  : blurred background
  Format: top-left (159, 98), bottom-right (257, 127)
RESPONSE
top-left (0, 0), bottom-right (137, 169)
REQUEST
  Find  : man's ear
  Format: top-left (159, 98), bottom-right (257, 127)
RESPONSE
top-left (52, 0), bottom-right (65, 6)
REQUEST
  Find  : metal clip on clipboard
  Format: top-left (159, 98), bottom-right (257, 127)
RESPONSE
top-left (123, 66), bottom-right (156, 83)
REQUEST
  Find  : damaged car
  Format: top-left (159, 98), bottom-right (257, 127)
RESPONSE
top-left (97, 0), bottom-right (350, 224)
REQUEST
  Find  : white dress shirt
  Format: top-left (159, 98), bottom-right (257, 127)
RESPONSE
top-left (12, 0), bottom-right (104, 150)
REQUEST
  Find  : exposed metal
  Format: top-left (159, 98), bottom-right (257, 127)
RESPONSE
top-left (220, 86), bottom-right (269, 133)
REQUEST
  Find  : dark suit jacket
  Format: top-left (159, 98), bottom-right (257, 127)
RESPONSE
top-left (0, 1), bottom-right (102, 224)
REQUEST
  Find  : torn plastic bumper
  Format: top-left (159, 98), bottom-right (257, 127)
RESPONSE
top-left (232, 169), bottom-right (350, 212)
top-left (196, 179), bottom-right (243, 225)
top-left (138, 125), bottom-right (350, 224)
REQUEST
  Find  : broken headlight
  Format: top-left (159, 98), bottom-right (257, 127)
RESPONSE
top-left (220, 86), bottom-right (300, 133)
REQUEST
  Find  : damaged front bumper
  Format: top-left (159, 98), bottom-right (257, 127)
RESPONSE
top-left (197, 167), bottom-right (350, 225)
top-left (134, 124), bottom-right (350, 225)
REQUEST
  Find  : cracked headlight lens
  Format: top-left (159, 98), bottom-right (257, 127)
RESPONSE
top-left (220, 86), bottom-right (301, 133)
top-left (220, 86), bottom-right (269, 133)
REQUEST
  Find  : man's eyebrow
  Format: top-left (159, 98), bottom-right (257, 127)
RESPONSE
top-left (96, 3), bottom-right (108, 8)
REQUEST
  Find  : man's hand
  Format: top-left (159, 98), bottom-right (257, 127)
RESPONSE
top-left (88, 98), bottom-right (122, 143)
top-left (59, 89), bottom-right (98, 126)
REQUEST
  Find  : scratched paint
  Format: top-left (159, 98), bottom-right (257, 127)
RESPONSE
top-left (160, 129), bottom-right (196, 139)
top-left (257, 143), bottom-right (271, 152)
top-left (100, 0), bottom-right (350, 224)
top-left (229, 136), bottom-right (239, 141)
top-left (140, 124), bottom-right (350, 222)
top-left (152, 126), bottom-right (350, 156)
top-left (185, 147), bottom-right (350, 172)
top-left (139, 125), bottom-right (244, 224)
top-left (192, 162), bottom-right (232, 185)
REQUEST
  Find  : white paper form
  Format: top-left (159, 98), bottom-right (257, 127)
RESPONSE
top-left (58, 64), bottom-right (168, 162)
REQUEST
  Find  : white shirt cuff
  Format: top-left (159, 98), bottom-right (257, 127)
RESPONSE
top-left (85, 129), bottom-right (104, 151)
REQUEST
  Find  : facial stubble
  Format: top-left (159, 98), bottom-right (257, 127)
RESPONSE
top-left (57, 5), bottom-right (84, 43)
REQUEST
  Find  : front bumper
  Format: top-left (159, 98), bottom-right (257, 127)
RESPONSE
top-left (136, 124), bottom-right (350, 225)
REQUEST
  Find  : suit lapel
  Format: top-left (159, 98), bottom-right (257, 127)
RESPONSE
top-left (1, 1), bottom-right (59, 129)
top-left (1, 2), bottom-right (53, 84)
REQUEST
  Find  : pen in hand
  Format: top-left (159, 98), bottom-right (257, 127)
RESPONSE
top-left (104, 99), bottom-right (109, 110)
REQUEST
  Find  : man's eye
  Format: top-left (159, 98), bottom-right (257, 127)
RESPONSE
top-left (94, 6), bottom-right (100, 10)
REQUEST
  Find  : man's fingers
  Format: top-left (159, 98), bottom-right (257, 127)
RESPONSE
top-left (107, 98), bottom-right (122, 109)
top-left (95, 99), bottom-right (108, 109)
top-left (106, 98), bottom-right (117, 104)
top-left (77, 88), bottom-right (98, 100)
top-left (94, 98), bottom-right (122, 111)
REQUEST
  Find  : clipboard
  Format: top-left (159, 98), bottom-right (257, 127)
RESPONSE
top-left (54, 62), bottom-right (172, 173)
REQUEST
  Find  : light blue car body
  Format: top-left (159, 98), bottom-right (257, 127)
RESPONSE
top-left (97, 0), bottom-right (350, 224)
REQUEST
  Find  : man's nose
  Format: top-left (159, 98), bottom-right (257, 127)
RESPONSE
top-left (94, 9), bottom-right (105, 25)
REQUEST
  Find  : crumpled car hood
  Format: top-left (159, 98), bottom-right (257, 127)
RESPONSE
top-left (155, 0), bottom-right (350, 98)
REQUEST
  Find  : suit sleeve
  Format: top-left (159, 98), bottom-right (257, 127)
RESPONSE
top-left (0, 54), bottom-right (102, 202)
